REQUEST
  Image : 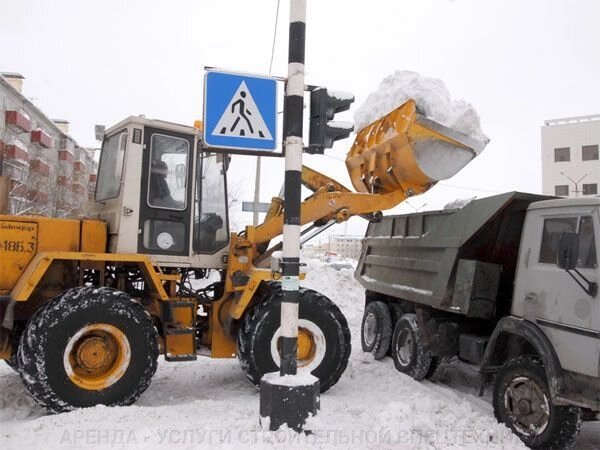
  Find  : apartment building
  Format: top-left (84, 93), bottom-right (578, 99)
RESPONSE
top-left (0, 72), bottom-right (97, 216)
top-left (541, 114), bottom-right (600, 197)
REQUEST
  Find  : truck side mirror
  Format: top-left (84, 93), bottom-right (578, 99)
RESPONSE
top-left (557, 232), bottom-right (579, 270)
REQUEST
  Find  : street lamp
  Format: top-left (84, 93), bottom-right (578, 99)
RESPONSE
top-left (560, 171), bottom-right (590, 197)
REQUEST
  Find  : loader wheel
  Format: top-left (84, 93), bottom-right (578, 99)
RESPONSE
top-left (18, 287), bottom-right (159, 413)
top-left (391, 314), bottom-right (434, 380)
top-left (361, 301), bottom-right (392, 359)
top-left (4, 321), bottom-right (26, 372)
top-left (493, 356), bottom-right (582, 449)
top-left (237, 285), bottom-right (351, 393)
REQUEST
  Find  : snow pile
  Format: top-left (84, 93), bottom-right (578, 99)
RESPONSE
top-left (262, 372), bottom-right (318, 387)
top-left (354, 70), bottom-right (488, 142)
top-left (444, 197), bottom-right (475, 210)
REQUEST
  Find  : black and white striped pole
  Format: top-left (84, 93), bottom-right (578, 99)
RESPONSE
top-left (259, 0), bottom-right (320, 432)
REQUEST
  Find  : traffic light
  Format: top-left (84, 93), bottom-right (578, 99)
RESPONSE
top-left (307, 87), bottom-right (354, 154)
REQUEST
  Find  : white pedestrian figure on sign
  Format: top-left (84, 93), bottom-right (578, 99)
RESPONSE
top-left (211, 81), bottom-right (273, 141)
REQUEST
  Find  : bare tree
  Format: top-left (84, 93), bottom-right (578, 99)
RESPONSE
top-left (227, 178), bottom-right (245, 231)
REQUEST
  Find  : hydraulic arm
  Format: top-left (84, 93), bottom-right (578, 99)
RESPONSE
top-left (251, 99), bottom-right (488, 249)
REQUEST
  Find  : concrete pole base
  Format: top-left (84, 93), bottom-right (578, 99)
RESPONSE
top-left (259, 372), bottom-right (320, 432)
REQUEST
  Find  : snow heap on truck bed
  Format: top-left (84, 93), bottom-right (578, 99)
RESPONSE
top-left (354, 70), bottom-right (488, 142)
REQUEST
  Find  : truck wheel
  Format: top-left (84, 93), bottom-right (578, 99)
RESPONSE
top-left (361, 301), bottom-right (392, 359)
top-left (18, 287), bottom-right (159, 413)
top-left (424, 356), bottom-right (441, 379)
top-left (391, 314), bottom-right (433, 380)
top-left (493, 356), bottom-right (582, 449)
top-left (237, 286), bottom-right (351, 392)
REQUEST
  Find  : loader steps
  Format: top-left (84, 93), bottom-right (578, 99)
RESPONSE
top-left (161, 300), bottom-right (197, 362)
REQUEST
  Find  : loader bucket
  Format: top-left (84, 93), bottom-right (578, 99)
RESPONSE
top-left (346, 99), bottom-right (488, 196)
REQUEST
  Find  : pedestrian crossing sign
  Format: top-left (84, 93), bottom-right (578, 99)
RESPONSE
top-left (203, 70), bottom-right (278, 154)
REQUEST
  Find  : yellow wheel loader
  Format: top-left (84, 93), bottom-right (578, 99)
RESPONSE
top-left (0, 99), bottom-right (486, 412)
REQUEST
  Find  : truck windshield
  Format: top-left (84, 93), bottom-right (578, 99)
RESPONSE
top-left (95, 130), bottom-right (127, 201)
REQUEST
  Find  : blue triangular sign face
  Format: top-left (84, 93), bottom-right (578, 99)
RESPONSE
top-left (211, 81), bottom-right (273, 140)
top-left (204, 71), bottom-right (277, 153)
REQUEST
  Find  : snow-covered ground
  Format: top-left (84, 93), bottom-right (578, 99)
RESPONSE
top-left (0, 260), bottom-right (597, 449)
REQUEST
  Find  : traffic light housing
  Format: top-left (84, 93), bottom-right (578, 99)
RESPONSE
top-left (307, 87), bottom-right (354, 154)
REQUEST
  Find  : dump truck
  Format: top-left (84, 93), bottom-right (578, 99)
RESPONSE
top-left (0, 99), bottom-right (485, 413)
top-left (356, 192), bottom-right (600, 448)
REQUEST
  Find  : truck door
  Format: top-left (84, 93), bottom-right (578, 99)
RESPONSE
top-left (513, 207), bottom-right (600, 377)
top-left (137, 128), bottom-right (194, 256)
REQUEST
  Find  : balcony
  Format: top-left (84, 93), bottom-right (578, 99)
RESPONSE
top-left (31, 129), bottom-right (52, 148)
top-left (5, 110), bottom-right (31, 133)
top-left (58, 150), bottom-right (74, 163)
top-left (30, 159), bottom-right (50, 177)
top-left (27, 189), bottom-right (49, 204)
top-left (4, 143), bottom-right (29, 163)
top-left (57, 176), bottom-right (71, 187)
top-left (72, 182), bottom-right (86, 194)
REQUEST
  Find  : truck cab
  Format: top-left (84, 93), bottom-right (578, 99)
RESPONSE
top-left (513, 198), bottom-right (599, 380)
top-left (92, 116), bottom-right (230, 269)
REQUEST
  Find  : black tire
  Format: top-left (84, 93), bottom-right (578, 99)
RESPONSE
top-left (391, 314), bottom-right (433, 381)
top-left (18, 287), bottom-right (159, 413)
top-left (4, 355), bottom-right (18, 372)
top-left (424, 356), bottom-right (441, 379)
top-left (493, 356), bottom-right (582, 449)
top-left (4, 321), bottom-right (26, 372)
top-left (361, 301), bottom-right (392, 360)
top-left (237, 285), bottom-right (351, 393)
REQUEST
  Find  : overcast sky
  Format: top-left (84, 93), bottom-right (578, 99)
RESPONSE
top-left (1, 0), bottom-right (599, 237)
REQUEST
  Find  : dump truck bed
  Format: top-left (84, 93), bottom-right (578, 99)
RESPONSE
top-left (355, 192), bottom-right (554, 318)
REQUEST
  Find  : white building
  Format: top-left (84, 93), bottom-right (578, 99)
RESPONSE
top-left (329, 235), bottom-right (363, 260)
top-left (541, 115), bottom-right (600, 198)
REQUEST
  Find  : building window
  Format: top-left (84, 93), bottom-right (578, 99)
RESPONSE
top-left (582, 144), bottom-right (599, 161)
top-left (554, 147), bottom-right (570, 162)
top-left (582, 183), bottom-right (598, 196)
top-left (555, 185), bottom-right (569, 196)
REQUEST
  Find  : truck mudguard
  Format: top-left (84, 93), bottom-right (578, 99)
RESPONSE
top-left (481, 316), bottom-right (564, 398)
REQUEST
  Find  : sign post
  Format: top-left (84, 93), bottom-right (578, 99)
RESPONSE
top-left (259, 0), bottom-right (320, 433)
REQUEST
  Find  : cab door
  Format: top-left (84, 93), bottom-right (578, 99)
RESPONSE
top-left (137, 127), bottom-right (194, 256)
top-left (513, 206), bottom-right (600, 377)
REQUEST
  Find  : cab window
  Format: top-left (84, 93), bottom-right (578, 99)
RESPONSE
top-left (539, 216), bottom-right (597, 268)
top-left (193, 152), bottom-right (229, 253)
top-left (147, 134), bottom-right (189, 210)
top-left (578, 216), bottom-right (597, 269)
top-left (95, 130), bottom-right (127, 201)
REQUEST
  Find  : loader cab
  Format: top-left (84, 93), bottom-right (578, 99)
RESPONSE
top-left (92, 116), bottom-right (229, 269)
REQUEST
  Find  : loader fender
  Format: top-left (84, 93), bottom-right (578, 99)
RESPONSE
top-left (481, 316), bottom-right (564, 399)
top-left (10, 251), bottom-right (170, 301)
top-left (227, 268), bottom-right (306, 320)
